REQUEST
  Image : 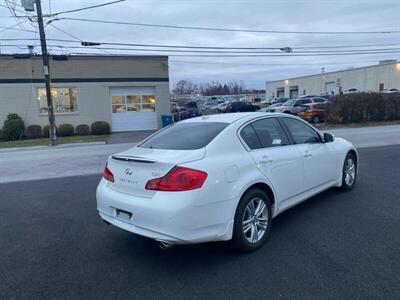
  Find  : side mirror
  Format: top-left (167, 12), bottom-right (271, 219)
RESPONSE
top-left (323, 133), bottom-right (334, 143)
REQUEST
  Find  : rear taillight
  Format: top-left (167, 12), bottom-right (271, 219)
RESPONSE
top-left (145, 166), bottom-right (207, 191)
top-left (103, 164), bottom-right (114, 182)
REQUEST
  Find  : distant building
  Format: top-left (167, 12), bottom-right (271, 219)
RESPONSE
top-left (266, 60), bottom-right (400, 99)
top-left (0, 54), bottom-right (170, 132)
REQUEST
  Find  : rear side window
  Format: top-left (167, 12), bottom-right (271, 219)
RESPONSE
top-left (241, 125), bottom-right (262, 150)
top-left (240, 118), bottom-right (289, 150)
top-left (139, 122), bottom-right (228, 150)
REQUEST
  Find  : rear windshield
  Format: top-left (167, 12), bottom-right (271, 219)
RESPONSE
top-left (138, 122), bottom-right (229, 150)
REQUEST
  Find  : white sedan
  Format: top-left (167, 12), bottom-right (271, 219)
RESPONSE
top-left (96, 113), bottom-right (358, 251)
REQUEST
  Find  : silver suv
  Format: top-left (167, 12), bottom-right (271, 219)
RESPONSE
top-left (270, 97), bottom-right (326, 115)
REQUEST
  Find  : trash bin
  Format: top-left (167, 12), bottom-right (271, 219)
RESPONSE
top-left (161, 115), bottom-right (174, 127)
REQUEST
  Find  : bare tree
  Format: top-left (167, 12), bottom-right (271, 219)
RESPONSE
top-left (173, 80), bottom-right (196, 95)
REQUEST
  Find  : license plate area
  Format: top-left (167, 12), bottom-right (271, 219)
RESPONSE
top-left (115, 208), bottom-right (132, 222)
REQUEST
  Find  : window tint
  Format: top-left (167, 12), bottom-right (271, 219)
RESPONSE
top-left (241, 125), bottom-right (262, 150)
top-left (282, 118), bottom-right (321, 144)
top-left (300, 99), bottom-right (312, 104)
top-left (139, 122), bottom-right (228, 150)
top-left (251, 118), bottom-right (289, 148)
top-left (313, 97), bottom-right (325, 103)
top-left (314, 103), bottom-right (327, 109)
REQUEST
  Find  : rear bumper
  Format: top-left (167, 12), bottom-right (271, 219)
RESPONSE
top-left (96, 179), bottom-right (234, 244)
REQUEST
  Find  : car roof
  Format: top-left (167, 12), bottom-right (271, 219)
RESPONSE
top-left (180, 112), bottom-right (279, 124)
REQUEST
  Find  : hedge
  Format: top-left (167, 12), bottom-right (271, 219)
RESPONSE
top-left (58, 123), bottom-right (74, 137)
top-left (326, 92), bottom-right (400, 124)
top-left (2, 113), bottom-right (25, 141)
top-left (75, 124), bottom-right (90, 136)
top-left (25, 125), bottom-right (42, 139)
top-left (43, 125), bottom-right (58, 138)
top-left (91, 121), bottom-right (110, 135)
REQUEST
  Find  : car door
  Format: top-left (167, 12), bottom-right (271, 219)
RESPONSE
top-left (280, 117), bottom-right (337, 191)
top-left (240, 117), bottom-right (304, 206)
top-left (294, 99), bottom-right (312, 114)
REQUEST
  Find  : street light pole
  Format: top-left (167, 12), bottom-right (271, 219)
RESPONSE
top-left (33, 0), bottom-right (57, 146)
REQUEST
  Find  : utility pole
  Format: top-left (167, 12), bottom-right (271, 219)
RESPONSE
top-left (22, 0), bottom-right (57, 146)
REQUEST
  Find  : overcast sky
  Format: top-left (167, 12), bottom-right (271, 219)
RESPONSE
top-left (0, 0), bottom-right (399, 89)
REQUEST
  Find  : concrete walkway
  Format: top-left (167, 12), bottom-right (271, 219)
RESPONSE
top-left (0, 124), bottom-right (399, 183)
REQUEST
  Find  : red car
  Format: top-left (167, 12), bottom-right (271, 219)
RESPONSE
top-left (297, 102), bottom-right (328, 123)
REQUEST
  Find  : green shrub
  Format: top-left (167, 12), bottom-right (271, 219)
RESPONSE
top-left (25, 125), bottom-right (42, 139)
top-left (75, 124), bottom-right (90, 136)
top-left (326, 92), bottom-right (400, 124)
top-left (43, 125), bottom-right (58, 138)
top-left (58, 123), bottom-right (74, 137)
top-left (91, 121), bottom-right (110, 135)
top-left (2, 113), bottom-right (25, 141)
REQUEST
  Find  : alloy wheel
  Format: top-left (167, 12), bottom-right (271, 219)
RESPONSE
top-left (242, 198), bottom-right (269, 244)
top-left (344, 158), bottom-right (356, 186)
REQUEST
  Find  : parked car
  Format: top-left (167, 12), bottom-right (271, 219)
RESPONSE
top-left (262, 102), bottom-right (283, 112)
top-left (270, 97), bottom-right (325, 115)
top-left (170, 101), bottom-right (181, 114)
top-left (218, 100), bottom-right (231, 113)
top-left (227, 101), bottom-right (258, 112)
top-left (97, 113), bottom-right (358, 251)
top-left (382, 88), bottom-right (400, 94)
top-left (344, 88), bottom-right (359, 94)
top-left (297, 102), bottom-right (329, 123)
top-left (185, 101), bottom-right (202, 117)
top-left (202, 99), bottom-right (219, 114)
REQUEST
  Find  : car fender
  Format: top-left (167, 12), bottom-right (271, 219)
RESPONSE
top-left (332, 137), bottom-right (359, 185)
top-left (229, 176), bottom-right (278, 221)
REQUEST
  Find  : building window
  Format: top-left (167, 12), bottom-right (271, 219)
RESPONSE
top-left (112, 95), bottom-right (155, 113)
top-left (38, 87), bottom-right (77, 113)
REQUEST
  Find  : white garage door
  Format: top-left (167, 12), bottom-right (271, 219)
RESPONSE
top-left (110, 87), bottom-right (157, 132)
top-left (325, 82), bottom-right (336, 94)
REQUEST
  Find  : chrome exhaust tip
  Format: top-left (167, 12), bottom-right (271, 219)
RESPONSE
top-left (157, 241), bottom-right (174, 250)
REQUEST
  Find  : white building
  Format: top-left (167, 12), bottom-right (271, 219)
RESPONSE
top-left (266, 60), bottom-right (400, 99)
top-left (0, 54), bottom-right (170, 132)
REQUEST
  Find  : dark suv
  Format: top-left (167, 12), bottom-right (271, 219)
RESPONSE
top-left (227, 102), bottom-right (258, 112)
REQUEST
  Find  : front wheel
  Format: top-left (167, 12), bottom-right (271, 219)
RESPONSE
top-left (232, 188), bottom-right (272, 252)
top-left (340, 153), bottom-right (357, 191)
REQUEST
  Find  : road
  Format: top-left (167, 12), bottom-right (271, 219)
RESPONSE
top-left (1, 145), bottom-right (399, 299)
top-left (0, 124), bottom-right (399, 184)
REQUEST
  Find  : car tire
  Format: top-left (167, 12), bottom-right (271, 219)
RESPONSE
top-left (340, 152), bottom-right (357, 191)
top-left (312, 115), bottom-right (321, 123)
top-left (232, 188), bottom-right (272, 252)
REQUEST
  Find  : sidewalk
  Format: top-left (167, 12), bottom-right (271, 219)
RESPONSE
top-left (0, 124), bottom-right (399, 183)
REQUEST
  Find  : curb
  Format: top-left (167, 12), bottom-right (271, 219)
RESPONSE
top-left (0, 141), bottom-right (106, 153)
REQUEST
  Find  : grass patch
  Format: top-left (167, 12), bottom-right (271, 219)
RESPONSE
top-left (0, 135), bottom-right (109, 149)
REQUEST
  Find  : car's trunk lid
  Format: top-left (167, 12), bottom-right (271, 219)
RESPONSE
top-left (107, 146), bottom-right (206, 197)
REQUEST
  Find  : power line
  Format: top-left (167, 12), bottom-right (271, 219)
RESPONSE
top-left (58, 17), bottom-right (400, 35)
top-left (47, 23), bottom-right (115, 55)
top-left (44, 0), bottom-right (126, 17)
top-left (42, 45), bottom-right (400, 54)
top-left (0, 21), bottom-right (36, 33)
top-left (2, 38), bottom-right (400, 51)
top-left (0, 2), bottom-right (30, 15)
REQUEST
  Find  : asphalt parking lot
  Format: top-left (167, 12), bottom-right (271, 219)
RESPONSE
top-left (1, 145), bottom-right (399, 299)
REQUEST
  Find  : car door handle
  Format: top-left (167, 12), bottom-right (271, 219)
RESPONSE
top-left (259, 155), bottom-right (273, 164)
top-left (260, 159), bottom-right (273, 164)
top-left (304, 151), bottom-right (312, 158)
